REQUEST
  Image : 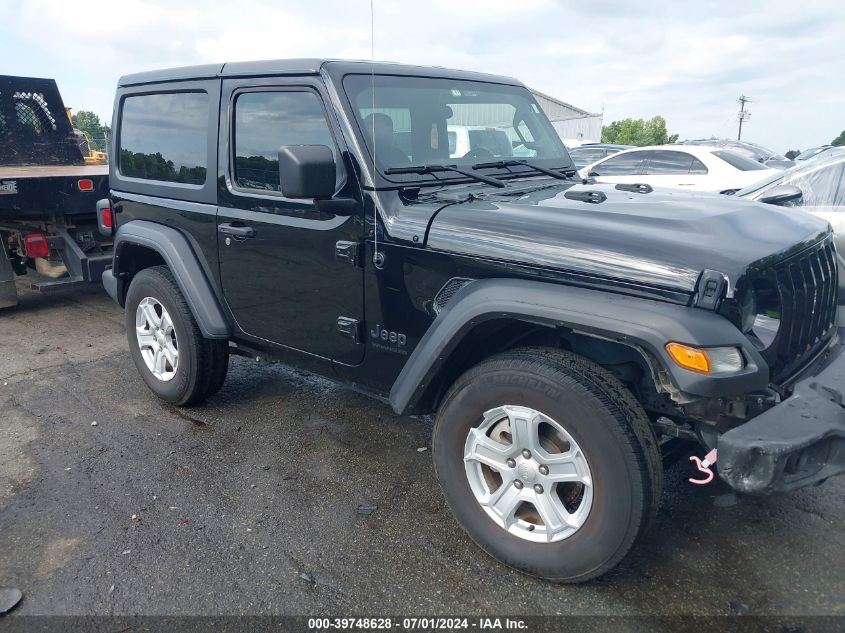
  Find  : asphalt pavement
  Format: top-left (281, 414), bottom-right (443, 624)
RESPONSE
top-left (1, 280), bottom-right (844, 617)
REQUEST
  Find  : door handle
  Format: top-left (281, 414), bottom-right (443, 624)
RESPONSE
top-left (218, 223), bottom-right (255, 238)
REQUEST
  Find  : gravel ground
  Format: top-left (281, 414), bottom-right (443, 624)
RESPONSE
top-left (1, 280), bottom-right (844, 618)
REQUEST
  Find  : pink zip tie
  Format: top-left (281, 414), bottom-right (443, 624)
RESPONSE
top-left (689, 448), bottom-right (718, 485)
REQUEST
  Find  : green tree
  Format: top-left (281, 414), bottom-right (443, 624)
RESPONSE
top-left (832, 130), bottom-right (845, 146)
top-left (601, 116), bottom-right (679, 146)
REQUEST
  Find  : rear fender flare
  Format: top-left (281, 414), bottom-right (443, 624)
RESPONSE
top-left (109, 220), bottom-right (229, 339)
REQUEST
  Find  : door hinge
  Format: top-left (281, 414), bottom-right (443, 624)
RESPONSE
top-left (695, 269), bottom-right (728, 310)
top-left (335, 240), bottom-right (362, 267)
top-left (336, 316), bottom-right (363, 343)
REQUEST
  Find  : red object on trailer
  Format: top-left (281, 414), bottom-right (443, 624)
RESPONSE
top-left (23, 233), bottom-right (50, 259)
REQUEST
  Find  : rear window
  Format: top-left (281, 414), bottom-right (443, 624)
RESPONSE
top-left (713, 150), bottom-right (767, 171)
top-left (642, 150), bottom-right (694, 175)
top-left (642, 150), bottom-right (709, 175)
top-left (119, 92), bottom-right (208, 185)
top-left (569, 148), bottom-right (607, 164)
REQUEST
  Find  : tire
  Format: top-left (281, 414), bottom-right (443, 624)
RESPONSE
top-left (432, 347), bottom-right (662, 583)
top-left (124, 266), bottom-right (228, 406)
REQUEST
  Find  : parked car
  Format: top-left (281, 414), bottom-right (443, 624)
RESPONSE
top-left (567, 143), bottom-right (631, 169)
top-left (579, 144), bottom-right (781, 192)
top-left (100, 59), bottom-right (843, 583)
top-left (735, 152), bottom-right (845, 255)
top-left (679, 138), bottom-right (794, 169)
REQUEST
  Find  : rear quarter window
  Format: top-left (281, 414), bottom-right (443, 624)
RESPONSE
top-left (118, 92), bottom-right (209, 185)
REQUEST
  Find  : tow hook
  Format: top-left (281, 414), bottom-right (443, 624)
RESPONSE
top-left (689, 448), bottom-right (718, 485)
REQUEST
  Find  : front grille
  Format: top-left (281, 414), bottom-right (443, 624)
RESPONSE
top-left (756, 236), bottom-right (838, 382)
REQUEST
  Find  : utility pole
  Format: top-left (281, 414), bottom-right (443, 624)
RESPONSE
top-left (737, 95), bottom-right (751, 141)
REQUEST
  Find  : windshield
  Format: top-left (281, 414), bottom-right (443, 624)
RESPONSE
top-left (713, 150), bottom-right (768, 171)
top-left (343, 74), bottom-right (572, 182)
top-left (796, 146), bottom-right (831, 161)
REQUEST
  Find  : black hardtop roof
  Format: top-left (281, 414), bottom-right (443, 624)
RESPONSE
top-left (117, 59), bottom-right (524, 88)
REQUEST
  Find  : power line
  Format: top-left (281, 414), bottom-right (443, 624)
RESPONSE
top-left (737, 95), bottom-right (751, 141)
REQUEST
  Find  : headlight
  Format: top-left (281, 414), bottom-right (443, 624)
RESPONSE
top-left (665, 342), bottom-right (745, 374)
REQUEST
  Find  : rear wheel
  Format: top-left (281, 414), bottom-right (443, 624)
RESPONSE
top-left (433, 347), bottom-right (661, 582)
top-left (125, 266), bottom-right (228, 406)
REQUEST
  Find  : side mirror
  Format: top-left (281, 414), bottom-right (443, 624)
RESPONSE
top-left (278, 145), bottom-right (335, 199)
top-left (759, 184), bottom-right (803, 207)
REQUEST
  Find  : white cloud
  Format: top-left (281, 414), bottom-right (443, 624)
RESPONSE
top-left (2, 0), bottom-right (843, 150)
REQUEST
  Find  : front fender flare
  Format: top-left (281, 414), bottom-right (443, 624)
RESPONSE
top-left (389, 279), bottom-right (769, 415)
top-left (107, 220), bottom-right (229, 339)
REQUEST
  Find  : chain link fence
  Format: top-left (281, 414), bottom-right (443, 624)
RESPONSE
top-left (86, 131), bottom-right (110, 153)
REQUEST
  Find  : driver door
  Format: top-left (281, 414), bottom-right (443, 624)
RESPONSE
top-left (216, 78), bottom-right (365, 365)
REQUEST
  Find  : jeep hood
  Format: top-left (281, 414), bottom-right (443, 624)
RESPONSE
top-left (423, 182), bottom-right (830, 293)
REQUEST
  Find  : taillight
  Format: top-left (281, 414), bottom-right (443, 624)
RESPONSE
top-left (78, 179), bottom-right (94, 192)
top-left (24, 233), bottom-right (50, 259)
top-left (96, 198), bottom-right (114, 236)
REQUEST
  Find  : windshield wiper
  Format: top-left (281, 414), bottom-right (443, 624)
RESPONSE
top-left (385, 164), bottom-right (506, 188)
top-left (472, 159), bottom-right (573, 180)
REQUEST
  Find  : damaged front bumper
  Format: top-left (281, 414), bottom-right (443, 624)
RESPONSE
top-left (718, 336), bottom-right (845, 495)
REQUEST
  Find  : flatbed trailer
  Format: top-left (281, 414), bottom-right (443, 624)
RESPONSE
top-left (0, 75), bottom-right (112, 308)
top-left (0, 165), bottom-right (109, 178)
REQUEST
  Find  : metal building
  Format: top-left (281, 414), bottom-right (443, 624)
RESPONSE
top-left (530, 89), bottom-right (603, 146)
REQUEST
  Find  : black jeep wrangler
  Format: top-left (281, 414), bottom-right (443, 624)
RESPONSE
top-left (100, 59), bottom-right (845, 582)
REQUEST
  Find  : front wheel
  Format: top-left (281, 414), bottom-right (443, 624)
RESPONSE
top-left (125, 266), bottom-right (229, 406)
top-left (432, 347), bottom-right (661, 582)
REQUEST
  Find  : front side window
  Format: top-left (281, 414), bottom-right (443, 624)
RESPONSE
top-left (343, 74), bottom-right (571, 178)
top-left (119, 92), bottom-right (208, 185)
top-left (591, 151), bottom-right (647, 176)
top-left (233, 90), bottom-right (337, 192)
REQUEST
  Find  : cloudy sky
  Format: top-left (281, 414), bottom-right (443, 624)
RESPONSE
top-left (1, 0), bottom-right (842, 152)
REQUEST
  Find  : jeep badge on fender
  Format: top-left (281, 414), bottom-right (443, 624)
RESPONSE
top-left (370, 324), bottom-right (406, 348)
